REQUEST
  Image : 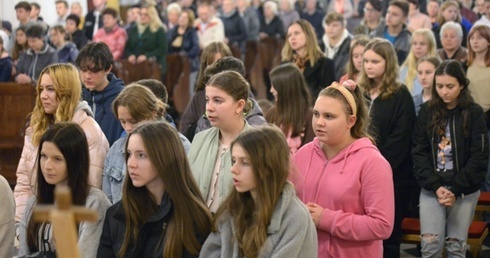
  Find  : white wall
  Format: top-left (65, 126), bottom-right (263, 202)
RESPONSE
top-left (1, 0), bottom-right (88, 30)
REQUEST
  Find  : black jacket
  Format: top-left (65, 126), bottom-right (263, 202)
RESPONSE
top-left (83, 10), bottom-right (104, 40)
top-left (168, 27), bottom-right (200, 71)
top-left (301, 56), bottom-right (336, 100)
top-left (97, 193), bottom-right (206, 258)
top-left (259, 15), bottom-right (285, 39)
top-left (367, 85), bottom-right (416, 187)
top-left (221, 10), bottom-right (248, 45)
top-left (71, 29), bottom-right (89, 51)
top-left (413, 102), bottom-right (488, 197)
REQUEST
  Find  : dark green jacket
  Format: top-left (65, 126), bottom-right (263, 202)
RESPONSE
top-left (124, 25), bottom-right (168, 73)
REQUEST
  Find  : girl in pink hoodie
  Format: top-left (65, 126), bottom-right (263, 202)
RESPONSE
top-left (293, 80), bottom-right (395, 258)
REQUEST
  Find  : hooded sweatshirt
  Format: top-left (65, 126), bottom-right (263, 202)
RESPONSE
top-left (82, 73), bottom-right (124, 146)
top-left (293, 137), bottom-right (394, 258)
top-left (16, 42), bottom-right (58, 83)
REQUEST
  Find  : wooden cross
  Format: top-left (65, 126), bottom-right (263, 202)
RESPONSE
top-left (33, 185), bottom-right (98, 258)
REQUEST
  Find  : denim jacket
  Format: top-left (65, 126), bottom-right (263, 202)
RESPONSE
top-left (102, 131), bottom-right (191, 204)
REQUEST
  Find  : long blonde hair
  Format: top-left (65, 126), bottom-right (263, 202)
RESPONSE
top-left (436, 1), bottom-right (461, 25)
top-left (281, 19), bottom-right (324, 67)
top-left (30, 63), bottom-right (82, 146)
top-left (141, 3), bottom-right (166, 33)
top-left (401, 28), bottom-right (437, 91)
top-left (358, 38), bottom-right (402, 100)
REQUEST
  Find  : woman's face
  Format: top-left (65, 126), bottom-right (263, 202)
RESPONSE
top-left (178, 12), bottom-right (190, 28)
top-left (40, 141), bottom-right (68, 186)
top-left (117, 106), bottom-right (151, 134)
top-left (264, 5), bottom-right (274, 19)
top-left (279, 0), bottom-right (290, 11)
top-left (469, 31), bottom-right (490, 55)
top-left (231, 143), bottom-right (257, 199)
top-left (313, 95), bottom-right (355, 147)
top-left (126, 134), bottom-right (163, 191)
top-left (417, 61), bottom-right (436, 90)
top-left (140, 8), bottom-right (151, 25)
top-left (16, 30), bottom-right (26, 45)
top-left (362, 49), bottom-right (386, 81)
top-left (352, 45), bottom-right (365, 72)
top-left (411, 35), bottom-right (429, 59)
top-left (205, 86), bottom-right (244, 129)
top-left (442, 5), bottom-right (459, 22)
top-left (287, 23), bottom-right (306, 52)
top-left (441, 28), bottom-right (461, 52)
top-left (49, 29), bottom-right (62, 47)
top-left (435, 74), bottom-right (463, 109)
top-left (39, 74), bottom-right (60, 115)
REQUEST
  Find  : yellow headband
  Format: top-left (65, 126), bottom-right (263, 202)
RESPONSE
top-left (329, 81), bottom-right (357, 117)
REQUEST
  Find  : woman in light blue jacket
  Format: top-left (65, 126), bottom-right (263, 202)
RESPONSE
top-left (102, 83), bottom-right (190, 204)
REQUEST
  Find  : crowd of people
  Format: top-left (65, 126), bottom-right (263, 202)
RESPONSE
top-left (0, 0), bottom-right (490, 257)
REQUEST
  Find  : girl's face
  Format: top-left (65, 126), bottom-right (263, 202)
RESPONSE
top-left (442, 5), bottom-right (458, 22)
top-left (362, 49), bottom-right (386, 81)
top-left (469, 31), bottom-right (490, 55)
top-left (205, 86), bottom-right (245, 129)
top-left (313, 95), bottom-right (355, 147)
top-left (411, 35), bottom-right (429, 59)
top-left (126, 134), bottom-right (163, 190)
top-left (71, 3), bottom-right (82, 16)
top-left (117, 106), bottom-right (151, 134)
top-left (417, 61), bottom-right (436, 90)
top-left (287, 24), bottom-right (307, 52)
top-left (352, 45), bottom-right (365, 72)
top-left (231, 143), bottom-right (257, 199)
top-left (49, 29), bottom-right (62, 46)
top-left (16, 30), bottom-right (26, 45)
top-left (435, 74), bottom-right (463, 109)
top-left (40, 141), bottom-right (68, 186)
top-left (39, 74), bottom-right (60, 115)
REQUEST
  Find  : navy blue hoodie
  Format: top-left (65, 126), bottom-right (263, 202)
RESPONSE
top-left (82, 73), bottom-right (124, 146)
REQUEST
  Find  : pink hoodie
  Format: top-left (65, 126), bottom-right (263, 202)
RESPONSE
top-left (293, 137), bottom-right (394, 258)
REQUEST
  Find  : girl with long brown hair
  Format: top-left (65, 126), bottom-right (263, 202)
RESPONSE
top-left (97, 121), bottom-right (212, 257)
top-left (266, 63), bottom-right (314, 153)
top-left (201, 126), bottom-right (317, 257)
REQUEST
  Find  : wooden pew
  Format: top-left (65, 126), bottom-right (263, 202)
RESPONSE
top-left (118, 58), bottom-right (161, 84)
top-left (166, 54), bottom-right (192, 115)
top-left (0, 83), bottom-right (37, 186)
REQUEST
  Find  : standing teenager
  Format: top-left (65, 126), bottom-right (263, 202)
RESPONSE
top-left (413, 60), bottom-right (488, 257)
top-left (358, 38), bottom-right (416, 258)
top-left (293, 80), bottom-right (395, 257)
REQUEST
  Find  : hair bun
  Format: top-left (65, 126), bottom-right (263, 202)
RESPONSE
top-left (342, 80), bottom-right (357, 91)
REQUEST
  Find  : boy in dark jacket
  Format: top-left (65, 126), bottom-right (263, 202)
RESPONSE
top-left (15, 23), bottom-right (58, 84)
top-left (76, 42), bottom-right (124, 146)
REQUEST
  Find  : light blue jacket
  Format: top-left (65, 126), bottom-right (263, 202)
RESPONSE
top-left (102, 130), bottom-right (191, 204)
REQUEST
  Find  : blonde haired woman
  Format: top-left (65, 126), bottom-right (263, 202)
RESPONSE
top-left (14, 63), bottom-right (109, 223)
top-left (399, 28), bottom-right (437, 96)
top-left (124, 2), bottom-right (168, 73)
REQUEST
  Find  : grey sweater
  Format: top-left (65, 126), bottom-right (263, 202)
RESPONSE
top-left (19, 187), bottom-right (111, 258)
top-left (200, 183), bottom-right (318, 257)
top-left (0, 176), bottom-right (14, 258)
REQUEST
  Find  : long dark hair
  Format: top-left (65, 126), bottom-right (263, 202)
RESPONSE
top-left (26, 122), bottom-right (90, 252)
top-left (267, 63), bottom-right (312, 138)
top-left (429, 60), bottom-right (473, 136)
top-left (119, 121), bottom-right (211, 257)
